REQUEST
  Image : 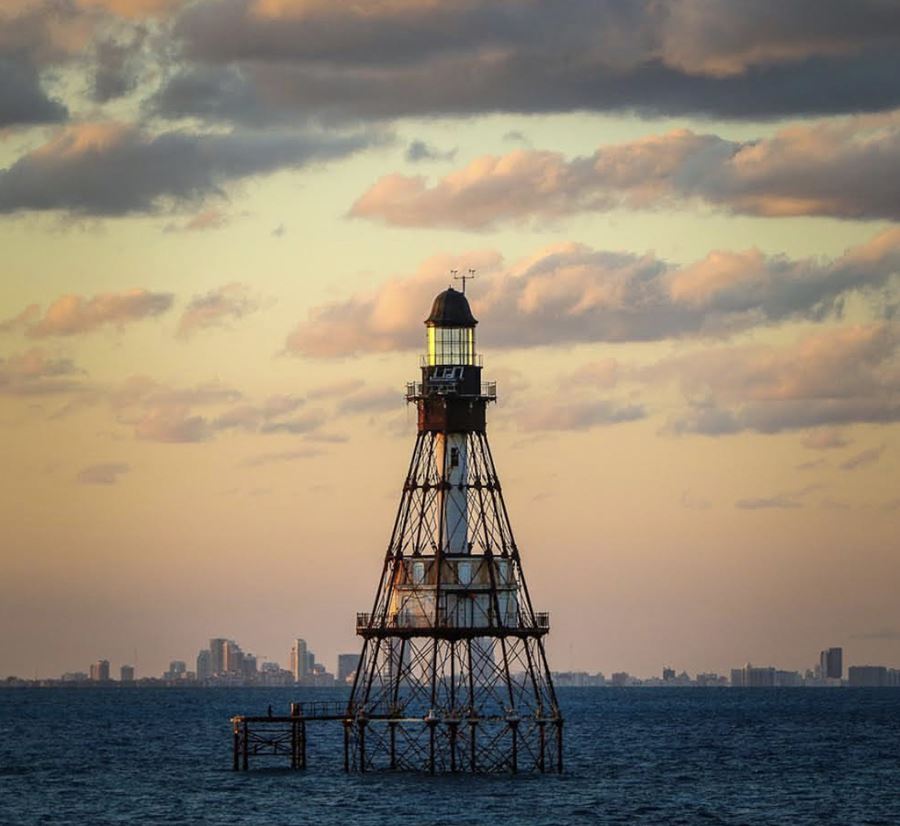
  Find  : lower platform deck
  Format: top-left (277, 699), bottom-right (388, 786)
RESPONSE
top-left (230, 701), bottom-right (563, 774)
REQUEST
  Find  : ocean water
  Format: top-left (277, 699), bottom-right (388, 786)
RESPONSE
top-left (1, 686), bottom-right (899, 825)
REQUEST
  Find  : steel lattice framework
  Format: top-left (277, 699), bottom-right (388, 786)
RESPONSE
top-left (346, 288), bottom-right (563, 773)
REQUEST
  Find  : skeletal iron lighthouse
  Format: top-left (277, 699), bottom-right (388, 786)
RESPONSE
top-left (346, 285), bottom-right (563, 773)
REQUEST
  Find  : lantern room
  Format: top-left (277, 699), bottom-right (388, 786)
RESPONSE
top-left (425, 287), bottom-right (478, 366)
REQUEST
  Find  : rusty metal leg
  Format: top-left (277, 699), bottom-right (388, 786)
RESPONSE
top-left (300, 719), bottom-right (307, 769)
top-left (389, 721), bottom-right (397, 769)
top-left (232, 722), bottom-right (240, 771)
top-left (556, 719), bottom-right (563, 774)
top-left (359, 719), bottom-right (367, 773)
top-left (510, 720), bottom-right (518, 774)
top-left (428, 720), bottom-right (436, 775)
top-left (343, 720), bottom-right (350, 773)
top-left (538, 721), bottom-right (546, 773)
top-left (449, 722), bottom-right (458, 772)
top-left (242, 720), bottom-right (249, 771)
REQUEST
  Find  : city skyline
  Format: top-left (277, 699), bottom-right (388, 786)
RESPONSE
top-left (9, 636), bottom-right (900, 689)
top-left (1, 1), bottom-right (899, 682)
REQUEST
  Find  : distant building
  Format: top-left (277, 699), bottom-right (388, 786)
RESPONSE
top-left (551, 671), bottom-right (606, 687)
top-left (90, 659), bottom-right (110, 682)
top-left (732, 664), bottom-right (776, 687)
top-left (820, 648), bottom-right (843, 680)
top-left (662, 667), bottom-right (675, 682)
top-left (209, 639), bottom-right (229, 675)
top-left (241, 653), bottom-right (258, 679)
top-left (610, 672), bottom-right (632, 687)
top-left (120, 665), bottom-right (135, 683)
top-left (848, 666), bottom-right (888, 687)
top-left (775, 670), bottom-right (803, 687)
top-left (224, 641), bottom-right (244, 675)
top-left (164, 660), bottom-right (189, 681)
top-left (196, 649), bottom-right (212, 681)
top-left (290, 639), bottom-right (309, 683)
top-left (337, 653), bottom-right (360, 684)
top-left (696, 673), bottom-right (726, 687)
top-left (61, 672), bottom-right (89, 682)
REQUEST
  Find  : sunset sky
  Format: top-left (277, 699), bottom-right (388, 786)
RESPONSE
top-left (1, 0), bottom-right (898, 680)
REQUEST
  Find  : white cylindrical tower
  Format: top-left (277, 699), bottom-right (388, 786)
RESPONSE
top-left (423, 287), bottom-right (479, 556)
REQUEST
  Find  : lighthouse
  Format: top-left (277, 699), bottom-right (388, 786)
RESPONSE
top-left (347, 284), bottom-right (563, 773)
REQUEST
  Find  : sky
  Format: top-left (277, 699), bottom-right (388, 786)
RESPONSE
top-left (1, 0), bottom-right (898, 681)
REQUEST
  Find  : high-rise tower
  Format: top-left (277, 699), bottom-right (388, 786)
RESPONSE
top-left (347, 286), bottom-right (562, 773)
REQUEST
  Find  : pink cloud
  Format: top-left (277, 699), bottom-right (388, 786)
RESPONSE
top-left (802, 429), bottom-right (850, 450)
top-left (350, 115), bottom-right (900, 228)
top-left (0, 348), bottom-right (83, 396)
top-left (0, 304), bottom-right (40, 333)
top-left (661, 323), bottom-right (899, 435)
top-left (285, 230), bottom-right (900, 356)
top-left (134, 405), bottom-right (211, 443)
top-left (176, 282), bottom-right (258, 338)
top-left (76, 462), bottom-right (130, 485)
top-left (25, 289), bottom-right (173, 337)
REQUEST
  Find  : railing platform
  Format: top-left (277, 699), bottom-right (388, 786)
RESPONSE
top-left (355, 611), bottom-right (550, 638)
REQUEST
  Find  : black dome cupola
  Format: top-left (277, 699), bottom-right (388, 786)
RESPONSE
top-left (425, 287), bottom-right (478, 328)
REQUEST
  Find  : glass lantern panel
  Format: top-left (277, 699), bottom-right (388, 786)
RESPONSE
top-left (427, 327), bottom-right (476, 365)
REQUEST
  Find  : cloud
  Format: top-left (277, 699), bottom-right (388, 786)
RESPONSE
top-left (405, 140), bottom-right (456, 163)
top-left (109, 376), bottom-right (242, 442)
top-left (0, 348), bottom-right (84, 396)
top-left (0, 304), bottom-right (40, 334)
top-left (134, 405), bottom-right (211, 442)
top-left (518, 399), bottom-right (646, 432)
top-left (259, 410), bottom-right (326, 435)
top-left (154, 0), bottom-right (900, 124)
top-left (240, 448), bottom-right (322, 467)
top-left (337, 387), bottom-right (401, 415)
top-left (802, 429), bottom-right (850, 450)
top-left (110, 376), bottom-right (242, 410)
top-left (163, 208), bottom-right (230, 233)
top-left (839, 445), bottom-right (886, 471)
top-left (109, 378), bottom-right (326, 442)
top-left (736, 495), bottom-right (799, 510)
top-left (736, 484), bottom-right (821, 510)
top-left (177, 282), bottom-right (258, 338)
top-left (0, 56), bottom-right (68, 128)
top-left (351, 116), bottom-right (900, 228)
top-left (214, 394), bottom-right (307, 431)
top-left (90, 28), bottom-right (147, 102)
top-left (76, 0), bottom-right (188, 20)
top-left (286, 230), bottom-right (900, 356)
top-left (0, 122), bottom-right (379, 216)
top-left (306, 379), bottom-right (365, 399)
top-left (503, 131), bottom-right (530, 146)
top-left (664, 323), bottom-right (900, 435)
top-left (76, 462), bottom-right (130, 485)
top-left (562, 359), bottom-right (619, 389)
top-left (22, 289), bottom-right (173, 337)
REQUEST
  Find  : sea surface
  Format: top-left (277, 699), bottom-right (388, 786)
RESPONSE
top-left (1, 686), bottom-right (899, 825)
